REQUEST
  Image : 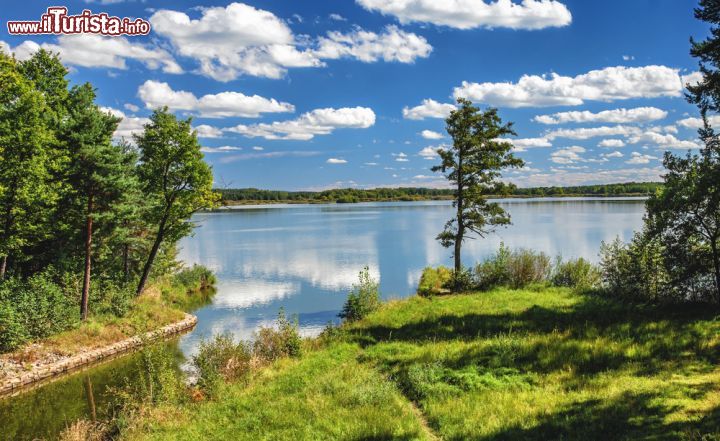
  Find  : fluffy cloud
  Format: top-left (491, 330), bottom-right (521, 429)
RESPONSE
top-left (326, 158), bottom-right (348, 164)
top-left (602, 151), bottom-right (624, 158)
top-left (100, 107), bottom-right (148, 139)
top-left (226, 107), bottom-right (376, 140)
top-left (201, 146), bottom-right (243, 153)
top-left (356, 0), bottom-right (572, 30)
top-left (195, 125), bottom-right (224, 138)
top-left (420, 130), bottom-right (444, 139)
top-left (550, 146), bottom-right (586, 164)
top-left (546, 125), bottom-right (641, 140)
top-left (418, 145), bottom-right (445, 159)
top-left (403, 99), bottom-right (456, 120)
top-left (138, 80), bottom-right (294, 118)
top-left (150, 3), bottom-right (431, 81)
top-left (393, 152), bottom-right (409, 162)
top-left (314, 25), bottom-right (432, 64)
top-left (598, 139), bottom-right (626, 148)
top-left (1, 35), bottom-right (181, 73)
top-left (627, 132), bottom-right (701, 149)
top-left (676, 115), bottom-right (720, 129)
top-left (507, 137), bottom-right (552, 151)
top-left (150, 3), bottom-right (322, 81)
top-left (534, 107), bottom-right (668, 125)
top-left (625, 152), bottom-right (658, 164)
top-left (454, 65), bottom-right (683, 108)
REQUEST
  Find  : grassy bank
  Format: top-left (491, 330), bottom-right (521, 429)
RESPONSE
top-left (122, 287), bottom-right (720, 440)
top-left (0, 266), bottom-right (215, 374)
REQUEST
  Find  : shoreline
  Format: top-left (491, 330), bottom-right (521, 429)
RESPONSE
top-left (0, 313), bottom-right (198, 397)
top-left (218, 194), bottom-right (652, 207)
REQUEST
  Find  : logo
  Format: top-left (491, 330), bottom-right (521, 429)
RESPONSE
top-left (7, 7), bottom-right (151, 36)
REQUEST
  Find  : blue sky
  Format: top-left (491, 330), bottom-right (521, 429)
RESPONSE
top-left (0, 0), bottom-right (710, 190)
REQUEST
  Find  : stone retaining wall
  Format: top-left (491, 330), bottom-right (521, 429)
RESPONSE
top-left (0, 314), bottom-right (198, 396)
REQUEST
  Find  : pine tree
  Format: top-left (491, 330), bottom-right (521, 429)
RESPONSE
top-left (432, 99), bottom-right (524, 287)
top-left (134, 108), bottom-right (219, 295)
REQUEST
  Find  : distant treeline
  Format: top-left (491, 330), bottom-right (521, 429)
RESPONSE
top-left (218, 182), bottom-right (662, 204)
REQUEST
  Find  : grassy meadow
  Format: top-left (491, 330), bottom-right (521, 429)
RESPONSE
top-left (122, 287), bottom-right (720, 441)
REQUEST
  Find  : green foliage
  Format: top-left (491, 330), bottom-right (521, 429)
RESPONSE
top-left (253, 309), bottom-right (302, 362)
top-left (552, 257), bottom-right (602, 290)
top-left (475, 245), bottom-right (552, 290)
top-left (417, 266), bottom-right (453, 297)
top-left (174, 265), bottom-right (217, 292)
top-left (432, 98), bottom-right (524, 278)
top-left (134, 108), bottom-right (220, 295)
top-left (217, 182), bottom-right (662, 204)
top-left (600, 235), bottom-right (671, 302)
top-left (339, 266), bottom-right (381, 321)
top-left (192, 333), bottom-right (252, 397)
top-left (0, 269), bottom-right (77, 351)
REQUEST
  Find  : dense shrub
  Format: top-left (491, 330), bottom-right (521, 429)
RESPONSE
top-left (0, 269), bottom-right (78, 351)
top-left (339, 267), bottom-right (381, 321)
top-left (417, 266), bottom-right (453, 297)
top-left (552, 258), bottom-right (602, 290)
top-left (253, 309), bottom-right (302, 362)
top-left (175, 265), bottom-right (217, 292)
top-left (475, 245), bottom-right (552, 290)
top-left (600, 235), bottom-right (673, 302)
top-left (193, 333), bottom-right (252, 396)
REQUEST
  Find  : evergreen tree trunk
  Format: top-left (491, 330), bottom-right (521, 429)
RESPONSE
top-left (454, 168), bottom-right (464, 288)
top-left (136, 211), bottom-right (169, 296)
top-left (0, 255), bottom-right (7, 280)
top-left (81, 193), bottom-right (94, 321)
top-left (711, 238), bottom-right (720, 304)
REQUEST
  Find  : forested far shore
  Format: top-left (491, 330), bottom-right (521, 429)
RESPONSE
top-left (218, 182), bottom-right (662, 204)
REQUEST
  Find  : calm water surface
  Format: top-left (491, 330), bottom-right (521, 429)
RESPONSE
top-left (0, 198), bottom-right (646, 440)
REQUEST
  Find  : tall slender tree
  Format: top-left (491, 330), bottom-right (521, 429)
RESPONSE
top-left (0, 53), bottom-right (54, 279)
top-left (61, 83), bottom-right (129, 320)
top-left (134, 108), bottom-right (219, 295)
top-left (432, 99), bottom-right (523, 285)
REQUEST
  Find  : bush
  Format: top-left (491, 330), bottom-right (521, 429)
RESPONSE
top-left (417, 266), bottom-right (453, 297)
top-left (0, 303), bottom-right (27, 352)
top-left (552, 258), bottom-right (601, 290)
top-left (175, 265), bottom-right (217, 292)
top-left (339, 266), bottom-right (381, 321)
top-left (600, 235), bottom-right (672, 302)
top-left (253, 309), bottom-right (302, 362)
top-left (475, 245), bottom-right (552, 290)
top-left (0, 269), bottom-right (78, 351)
top-left (193, 333), bottom-right (252, 396)
top-left (475, 244), bottom-right (512, 290)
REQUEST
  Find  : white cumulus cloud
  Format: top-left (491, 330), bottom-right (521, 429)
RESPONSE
top-left (625, 152), bottom-right (658, 164)
top-left (226, 107), bottom-right (376, 140)
top-left (326, 158), bottom-right (348, 164)
top-left (598, 139), bottom-right (626, 148)
top-left (420, 130), bottom-right (444, 139)
top-left (403, 99), bottom-right (456, 120)
top-left (356, 0), bottom-right (572, 30)
top-left (1, 35), bottom-right (182, 73)
top-left (314, 25), bottom-right (432, 64)
top-left (550, 146), bottom-right (586, 164)
top-left (454, 65), bottom-right (683, 108)
top-left (138, 80), bottom-right (294, 118)
top-left (534, 107), bottom-right (668, 125)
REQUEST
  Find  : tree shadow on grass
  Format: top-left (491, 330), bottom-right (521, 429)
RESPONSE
top-left (348, 296), bottom-right (720, 377)
top-left (465, 392), bottom-right (720, 441)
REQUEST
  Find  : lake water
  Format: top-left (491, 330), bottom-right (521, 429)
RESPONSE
top-left (0, 198), bottom-right (647, 440)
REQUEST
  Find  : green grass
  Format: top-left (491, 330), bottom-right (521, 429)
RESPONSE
top-left (125, 287), bottom-right (720, 440)
top-left (123, 343), bottom-right (430, 441)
